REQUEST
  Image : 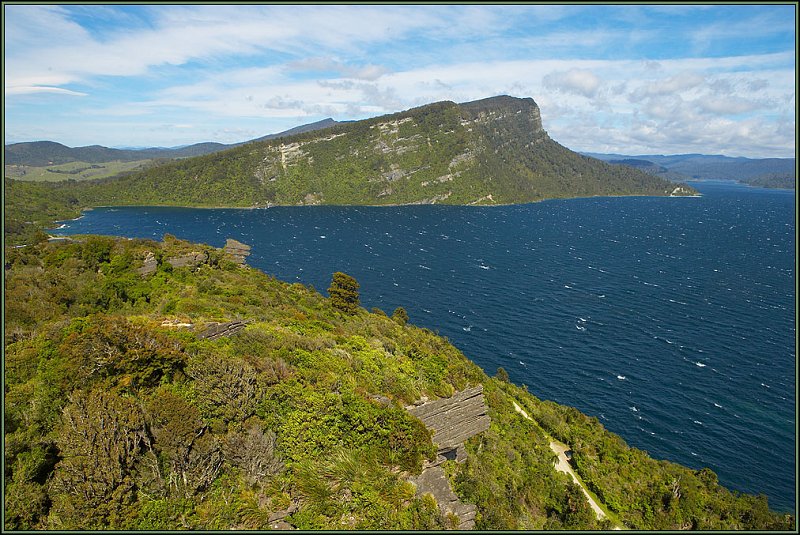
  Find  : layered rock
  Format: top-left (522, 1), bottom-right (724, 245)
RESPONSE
top-left (406, 385), bottom-right (490, 530)
top-left (165, 251), bottom-right (208, 269)
top-left (408, 384), bottom-right (490, 453)
top-left (198, 320), bottom-right (249, 340)
top-left (223, 238), bottom-right (251, 265)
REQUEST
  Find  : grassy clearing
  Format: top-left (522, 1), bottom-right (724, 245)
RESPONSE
top-left (5, 159), bottom-right (156, 182)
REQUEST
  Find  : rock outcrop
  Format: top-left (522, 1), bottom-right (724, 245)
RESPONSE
top-left (223, 238), bottom-right (251, 265)
top-left (409, 466), bottom-right (477, 530)
top-left (405, 385), bottom-right (490, 530)
top-left (165, 251), bottom-right (208, 269)
top-left (408, 384), bottom-right (490, 454)
top-left (198, 320), bottom-right (249, 340)
top-left (137, 250), bottom-right (157, 276)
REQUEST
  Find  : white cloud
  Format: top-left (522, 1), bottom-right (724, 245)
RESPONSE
top-left (5, 86), bottom-right (87, 96)
top-left (695, 95), bottom-right (762, 115)
top-left (542, 69), bottom-right (602, 98)
top-left (4, 5), bottom-right (795, 157)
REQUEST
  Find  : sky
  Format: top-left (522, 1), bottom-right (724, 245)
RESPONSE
top-left (3, 4), bottom-right (797, 158)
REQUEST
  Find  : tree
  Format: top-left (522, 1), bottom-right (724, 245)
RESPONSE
top-left (495, 367), bottom-right (510, 383)
top-left (392, 307), bottom-right (409, 325)
top-left (328, 272), bottom-right (360, 314)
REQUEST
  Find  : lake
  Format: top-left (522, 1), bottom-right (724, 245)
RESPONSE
top-left (55, 180), bottom-right (796, 512)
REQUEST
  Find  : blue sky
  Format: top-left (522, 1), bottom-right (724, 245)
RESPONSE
top-left (4, 4), bottom-right (796, 157)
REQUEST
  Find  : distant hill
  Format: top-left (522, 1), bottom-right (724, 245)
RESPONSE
top-left (4, 118), bottom-right (340, 167)
top-left (587, 152), bottom-right (795, 188)
top-left (72, 95), bottom-right (696, 209)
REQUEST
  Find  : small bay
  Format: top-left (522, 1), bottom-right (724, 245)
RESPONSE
top-left (55, 180), bottom-right (796, 512)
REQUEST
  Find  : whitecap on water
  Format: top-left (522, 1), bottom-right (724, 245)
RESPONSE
top-left (617, 375), bottom-right (627, 380)
top-left (695, 362), bottom-right (706, 367)
top-left (693, 420), bottom-right (703, 425)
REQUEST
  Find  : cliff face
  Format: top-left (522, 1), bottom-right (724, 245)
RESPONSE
top-left (76, 96), bottom-right (695, 208)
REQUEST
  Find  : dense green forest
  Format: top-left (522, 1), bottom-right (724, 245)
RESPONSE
top-left (742, 173), bottom-right (796, 189)
top-left (3, 235), bottom-right (794, 530)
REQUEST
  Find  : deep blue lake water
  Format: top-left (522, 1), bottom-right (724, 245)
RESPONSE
top-left (55, 181), bottom-right (796, 512)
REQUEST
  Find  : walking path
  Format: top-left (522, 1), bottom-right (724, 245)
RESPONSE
top-left (512, 401), bottom-right (612, 523)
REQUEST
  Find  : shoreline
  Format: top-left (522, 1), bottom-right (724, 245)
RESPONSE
top-left (68, 191), bottom-right (704, 213)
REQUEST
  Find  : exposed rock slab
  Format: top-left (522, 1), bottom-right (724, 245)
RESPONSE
top-left (405, 385), bottom-right (489, 530)
top-left (198, 320), bottom-right (248, 340)
top-left (408, 384), bottom-right (490, 452)
top-left (165, 251), bottom-right (208, 269)
top-left (267, 501), bottom-right (298, 530)
top-left (223, 238), bottom-right (251, 265)
top-left (137, 250), bottom-right (157, 276)
top-left (409, 466), bottom-right (476, 530)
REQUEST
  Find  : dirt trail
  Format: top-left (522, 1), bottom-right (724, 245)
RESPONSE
top-left (512, 401), bottom-right (610, 523)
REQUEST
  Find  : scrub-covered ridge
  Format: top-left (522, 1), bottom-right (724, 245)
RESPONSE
top-left (3, 235), bottom-right (791, 530)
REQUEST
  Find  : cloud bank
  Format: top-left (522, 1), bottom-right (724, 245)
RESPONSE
top-left (4, 4), bottom-right (795, 157)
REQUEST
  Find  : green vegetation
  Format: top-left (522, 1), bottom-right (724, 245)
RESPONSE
top-left (327, 272), bottom-right (360, 315)
top-left (5, 159), bottom-right (158, 182)
top-left (3, 235), bottom-right (793, 530)
top-left (69, 97), bottom-right (694, 209)
top-left (742, 173), bottom-right (795, 189)
top-left (3, 178), bottom-right (83, 246)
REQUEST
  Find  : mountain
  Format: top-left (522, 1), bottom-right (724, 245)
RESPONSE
top-left (75, 96), bottom-right (696, 208)
top-left (587, 152), bottom-right (796, 188)
top-left (249, 118), bottom-right (340, 143)
top-left (3, 119), bottom-right (340, 166)
top-left (4, 235), bottom-right (793, 530)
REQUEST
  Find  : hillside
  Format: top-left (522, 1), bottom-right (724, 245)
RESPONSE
top-left (589, 152), bottom-right (795, 188)
top-left (73, 96), bottom-right (696, 208)
top-left (3, 118), bottom-right (339, 167)
top-left (3, 235), bottom-right (793, 530)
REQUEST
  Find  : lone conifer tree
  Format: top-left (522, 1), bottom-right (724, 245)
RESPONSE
top-left (328, 272), bottom-right (360, 314)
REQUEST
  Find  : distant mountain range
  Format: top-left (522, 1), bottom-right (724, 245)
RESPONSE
top-left (4, 118), bottom-right (340, 167)
top-left (585, 152), bottom-right (796, 189)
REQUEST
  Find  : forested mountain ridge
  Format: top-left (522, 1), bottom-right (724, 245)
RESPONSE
top-left (3, 235), bottom-right (793, 530)
top-left (589, 152), bottom-right (796, 189)
top-left (73, 95), bottom-right (697, 208)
